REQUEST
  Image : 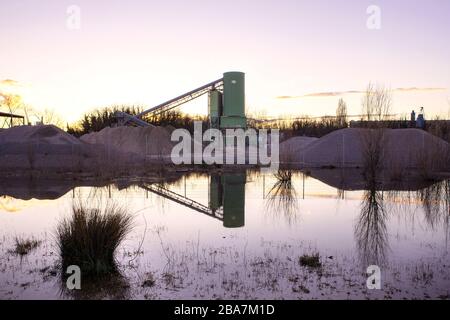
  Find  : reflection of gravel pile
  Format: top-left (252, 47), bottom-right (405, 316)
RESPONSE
top-left (80, 126), bottom-right (175, 157)
top-left (281, 128), bottom-right (450, 169)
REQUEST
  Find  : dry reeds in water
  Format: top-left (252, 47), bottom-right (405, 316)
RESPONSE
top-left (10, 237), bottom-right (41, 256)
top-left (265, 170), bottom-right (299, 223)
top-left (57, 200), bottom-right (133, 277)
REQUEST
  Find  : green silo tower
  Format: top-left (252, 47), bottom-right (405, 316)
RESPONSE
top-left (220, 71), bottom-right (247, 129)
top-left (208, 89), bottom-right (222, 129)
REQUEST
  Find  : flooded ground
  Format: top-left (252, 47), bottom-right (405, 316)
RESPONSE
top-left (0, 169), bottom-right (449, 300)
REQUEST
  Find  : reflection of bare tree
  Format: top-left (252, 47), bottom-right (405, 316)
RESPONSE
top-left (416, 179), bottom-right (450, 230)
top-left (336, 168), bottom-right (346, 199)
top-left (355, 183), bottom-right (389, 267)
top-left (265, 170), bottom-right (299, 224)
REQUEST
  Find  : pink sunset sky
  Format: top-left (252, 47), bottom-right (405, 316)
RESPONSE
top-left (1, 0), bottom-right (449, 123)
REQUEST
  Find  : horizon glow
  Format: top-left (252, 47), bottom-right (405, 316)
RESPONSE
top-left (1, 0), bottom-right (449, 123)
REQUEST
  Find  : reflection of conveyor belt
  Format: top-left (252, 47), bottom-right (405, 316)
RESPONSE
top-left (140, 184), bottom-right (223, 220)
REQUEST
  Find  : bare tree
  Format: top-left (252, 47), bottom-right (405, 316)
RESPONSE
top-left (336, 98), bottom-right (348, 127)
top-left (35, 108), bottom-right (65, 128)
top-left (374, 85), bottom-right (392, 121)
top-left (361, 83), bottom-right (392, 121)
top-left (0, 92), bottom-right (26, 127)
top-left (0, 92), bottom-right (65, 128)
top-left (361, 83), bottom-right (375, 121)
top-left (0, 92), bottom-right (23, 114)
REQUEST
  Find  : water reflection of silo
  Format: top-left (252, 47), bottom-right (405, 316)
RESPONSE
top-left (209, 174), bottom-right (223, 213)
top-left (209, 173), bottom-right (246, 228)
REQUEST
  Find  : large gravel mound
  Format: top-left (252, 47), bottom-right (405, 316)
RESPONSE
top-left (0, 125), bottom-right (140, 170)
top-left (80, 125), bottom-right (175, 157)
top-left (283, 128), bottom-right (450, 169)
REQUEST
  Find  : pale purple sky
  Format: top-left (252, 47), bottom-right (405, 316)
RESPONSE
top-left (1, 0), bottom-right (449, 121)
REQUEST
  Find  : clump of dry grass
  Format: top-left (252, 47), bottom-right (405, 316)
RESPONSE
top-left (299, 253), bottom-right (322, 269)
top-left (142, 273), bottom-right (156, 288)
top-left (10, 237), bottom-right (41, 256)
top-left (56, 201), bottom-right (133, 277)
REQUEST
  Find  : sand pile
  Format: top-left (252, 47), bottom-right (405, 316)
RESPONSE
top-left (0, 124), bottom-right (177, 172)
top-left (281, 128), bottom-right (450, 170)
top-left (0, 125), bottom-right (82, 145)
top-left (2, 124), bottom-right (449, 173)
top-left (279, 136), bottom-right (318, 161)
top-left (80, 125), bottom-right (175, 157)
top-left (0, 125), bottom-right (140, 171)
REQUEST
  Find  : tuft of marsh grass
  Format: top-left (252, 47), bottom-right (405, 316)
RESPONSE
top-left (142, 273), bottom-right (156, 288)
top-left (56, 201), bottom-right (133, 277)
top-left (266, 170), bottom-right (298, 224)
top-left (10, 237), bottom-right (41, 256)
top-left (299, 253), bottom-right (322, 269)
top-left (274, 169), bottom-right (292, 183)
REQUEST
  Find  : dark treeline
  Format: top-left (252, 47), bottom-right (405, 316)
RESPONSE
top-left (351, 118), bottom-right (450, 143)
top-left (67, 105), bottom-right (207, 137)
top-left (144, 110), bottom-right (208, 133)
top-left (290, 117), bottom-right (348, 137)
top-left (67, 105), bottom-right (142, 137)
top-left (250, 116), bottom-right (348, 138)
top-left (66, 104), bottom-right (450, 144)
top-left (426, 120), bottom-right (450, 143)
top-left (252, 117), bottom-right (450, 142)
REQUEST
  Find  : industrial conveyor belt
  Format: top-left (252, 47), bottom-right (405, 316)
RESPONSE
top-left (118, 78), bottom-right (223, 126)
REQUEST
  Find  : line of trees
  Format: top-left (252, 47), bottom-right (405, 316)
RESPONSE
top-left (66, 105), bottom-right (208, 137)
top-left (67, 105), bottom-right (143, 136)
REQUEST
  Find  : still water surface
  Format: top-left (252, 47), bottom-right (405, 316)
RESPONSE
top-left (1, 170), bottom-right (449, 299)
